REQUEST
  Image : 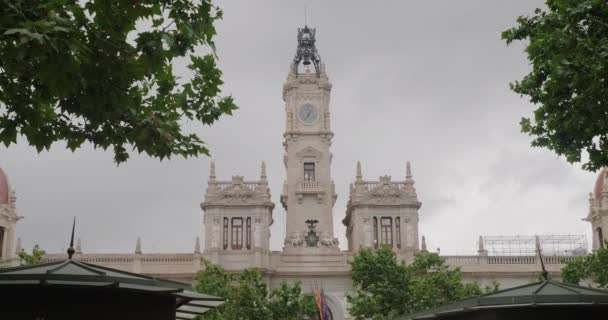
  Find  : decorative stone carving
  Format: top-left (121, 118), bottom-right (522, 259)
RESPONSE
top-left (285, 231), bottom-right (304, 248)
top-left (296, 146), bottom-right (322, 160)
top-left (365, 176), bottom-right (404, 203)
top-left (405, 222), bottom-right (415, 247)
top-left (216, 176), bottom-right (257, 204)
top-left (253, 218), bottom-right (262, 248)
top-left (319, 232), bottom-right (339, 247)
top-left (304, 219), bottom-right (320, 248)
top-left (211, 217), bottom-right (220, 249)
top-left (363, 218), bottom-right (373, 248)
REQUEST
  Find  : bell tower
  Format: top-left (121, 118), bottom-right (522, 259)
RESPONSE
top-left (280, 26), bottom-right (338, 250)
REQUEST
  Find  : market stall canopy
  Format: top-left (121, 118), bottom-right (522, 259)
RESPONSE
top-left (399, 280), bottom-right (608, 320)
top-left (0, 259), bottom-right (223, 320)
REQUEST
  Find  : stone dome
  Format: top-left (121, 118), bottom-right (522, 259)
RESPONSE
top-left (594, 168), bottom-right (608, 203)
top-left (0, 167), bottom-right (9, 204)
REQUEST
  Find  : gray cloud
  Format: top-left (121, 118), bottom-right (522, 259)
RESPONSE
top-left (1, 0), bottom-right (596, 255)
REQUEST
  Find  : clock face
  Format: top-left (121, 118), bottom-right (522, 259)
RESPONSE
top-left (298, 103), bottom-right (319, 124)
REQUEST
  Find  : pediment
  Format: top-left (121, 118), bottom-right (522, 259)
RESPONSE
top-left (217, 184), bottom-right (257, 204)
top-left (362, 176), bottom-right (407, 204)
top-left (296, 146), bottom-right (322, 159)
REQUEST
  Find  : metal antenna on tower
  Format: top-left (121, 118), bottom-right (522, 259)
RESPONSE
top-left (304, 6), bottom-right (308, 26)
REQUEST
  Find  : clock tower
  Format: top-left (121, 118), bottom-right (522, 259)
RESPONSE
top-left (280, 26), bottom-right (339, 250)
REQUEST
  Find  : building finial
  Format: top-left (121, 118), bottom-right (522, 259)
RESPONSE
top-left (260, 161), bottom-right (267, 180)
top-left (67, 217), bottom-right (76, 259)
top-left (135, 237), bottom-right (142, 254)
top-left (406, 161), bottom-right (412, 179)
top-left (76, 237), bottom-right (82, 254)
top-left (194, 237), bottom-right (201, 254)
top-left (421, 235), bottom-right (427, 252)
top-left (15, 237), bottom-right (22, 253)
top-left (209, 161), bottom-right (216, 180)
top-left (478, 235), bottom-right (488, 256)
top-left (356, 161), bottom-right (362, 180)
top-left (292, 25), bottom-right (321, 76)
top-left (9, 190), bottom-right (16, 207)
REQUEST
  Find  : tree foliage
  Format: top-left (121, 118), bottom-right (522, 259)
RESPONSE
top-left (17, 244), bottom-right (46, 266)
top-left (561, 243), bottom-right (608, 287)
top-left (0, 0), bottom-right (237, 163)
top-left (194, 260), bottom-right (318, 320)
top-left (502, 0), bottom-right (608, 171)
top-left (348, 247), bottom-right (486, 320)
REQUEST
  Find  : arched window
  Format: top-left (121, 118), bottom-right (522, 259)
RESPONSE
top-left (246, 217), bottom-right (252, 250)
top-left (373, 217), bottom-right (378, 249)
top-left (222, 218), bottom-right (228, 250)
top-left (598, 227), bottom-right (605, 249)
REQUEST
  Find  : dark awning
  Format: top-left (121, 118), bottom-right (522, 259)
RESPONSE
top-left (399, 280), bottom-right (608, 320)
top-left (0, 259), bottom-right (223, 319)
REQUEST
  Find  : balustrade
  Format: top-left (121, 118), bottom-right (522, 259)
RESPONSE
top-left (442, 255), bottom-right (575, 266)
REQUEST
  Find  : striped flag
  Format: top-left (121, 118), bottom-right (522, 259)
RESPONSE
top-left (314, 288), bottom-right (323, 320)
top-left (321, 288), bottom-right (330, 320)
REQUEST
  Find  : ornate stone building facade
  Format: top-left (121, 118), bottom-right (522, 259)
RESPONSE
top-left (587, 168), bottom-right (608, 250)
top-left (0, 167), bottom-right (19, 263)
top-left (1, 27), bottom-right (601, 320)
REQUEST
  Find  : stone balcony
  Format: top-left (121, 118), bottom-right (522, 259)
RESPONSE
top-left (279, 180), bottom-right (336, 206)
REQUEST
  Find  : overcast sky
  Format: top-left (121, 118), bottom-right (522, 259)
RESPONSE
top-left (1, 0), bottom-right (597, 255)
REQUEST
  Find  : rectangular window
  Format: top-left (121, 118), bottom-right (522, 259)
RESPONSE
top-left (0, 226), bottom-right (4, 258)
top-left (304, 162), bottom-right (315, 181)
top-left (396, 217), bottom-right (401, 249)
top-left (231, 218), bottom-right (243, 250)
top-left (381, 217), bottom-right (393, 248)
top-left (246, 217), bottom-right (252, 250)
top-left (223, 218), bottom-right (228, 250)
top-left (373, 217), bottom-right (378, 249)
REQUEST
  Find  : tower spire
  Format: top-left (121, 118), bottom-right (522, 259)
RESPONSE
top-left (406, 161), bottom-right (412, 179)
top-left (421, 235), bottom-right (427, 252)
top-left (76, 237), bottom-right (82, 254)
top-left (194, 237), bottom-right (201, 254)
top-left (135, 237), bottom-right (142, 254)
top-left (260, 161), bottom-right (267, 181)
top-left (478, 235), bottom-right (487, 256)
top-left (209, 161), bottom-right (216, 181)
top-left (356, 161), bottom-right (362, 181)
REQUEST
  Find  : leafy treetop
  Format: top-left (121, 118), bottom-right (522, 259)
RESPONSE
top-left (348, 247), bottom-right (490, 320)
top-left (502, 0), bottom-right (608, 172)
top-left (561, 242), bottom-right (608, 288)
top-left (0, 0), bottom-right (237, 163)
top-left (194, 260), bottom-right (318, 320)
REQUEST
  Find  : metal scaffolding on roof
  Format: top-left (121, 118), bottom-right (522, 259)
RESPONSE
top-left (480, 235), bottom-right (588, 256)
